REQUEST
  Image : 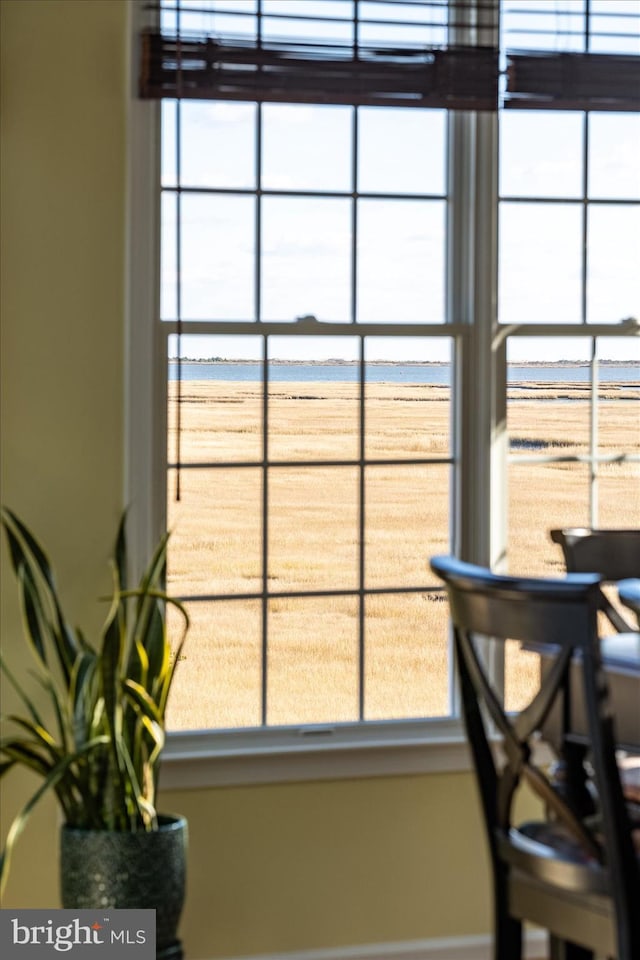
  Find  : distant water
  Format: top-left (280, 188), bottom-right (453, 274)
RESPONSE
top-left (169, 361), bottom-right (638, 385)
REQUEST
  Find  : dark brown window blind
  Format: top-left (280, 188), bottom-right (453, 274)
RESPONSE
top-left (139, 0), bottom-right (500, 111)
top-left (139, 1), bottom-right (640, 113)
top-left (139, 32), bottom-right (498, 109)
top-left (504, 51), bottom-right (640, 112)
top-left (502, 1), bottom-right (640, 112)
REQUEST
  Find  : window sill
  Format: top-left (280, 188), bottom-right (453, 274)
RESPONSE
top-left (159, 719), bottom-right (472, 789)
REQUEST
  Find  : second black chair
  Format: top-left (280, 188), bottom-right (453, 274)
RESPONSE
top-left (550, 528), bottom-right (640, 633)
top-left (430, 555), bottom-right (640, 960)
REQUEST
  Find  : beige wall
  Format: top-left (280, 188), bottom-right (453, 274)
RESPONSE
top-left (0, 0), bottom-right (128, 915)
top-left (161, 775), bottom-right (492, 959)
top-left (0, 2), bottom-right (494, 957)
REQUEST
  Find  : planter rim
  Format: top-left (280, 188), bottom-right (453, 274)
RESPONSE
top-left (61, 813), bottom-right (186, 836)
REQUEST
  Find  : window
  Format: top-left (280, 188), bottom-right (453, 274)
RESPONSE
top-left (129, 0), bottom-right (639, 776)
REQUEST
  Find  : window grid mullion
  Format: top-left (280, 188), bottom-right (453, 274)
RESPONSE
top-left (352, 101), bottom-right (367, 722)
top-left (261, 336), bottom-right (269, 727)
top-left (358, 339), bottom-right (366, 722)
top-left (581, 114), bottom-right (597, 525)
top-left (175, 97), bottom-right (183, 501)
top-left (583, 114), bottom-right (600, 528)
top-left (257, 97), bottom-right (268, 726)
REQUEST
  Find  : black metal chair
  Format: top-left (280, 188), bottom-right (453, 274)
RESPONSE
top-left (430, 555), bottom-right (640, 960)
top-left (550, 528), bottom-right (640, 633)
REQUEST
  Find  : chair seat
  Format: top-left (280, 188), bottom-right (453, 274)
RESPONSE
top-left (506, 822), bottom-right (640, 956)
top-left (498, 822), bottom-right (607, 894)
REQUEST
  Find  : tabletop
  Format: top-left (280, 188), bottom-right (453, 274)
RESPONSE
top-left (536, 631), bottom-right (640, 752)
top-left (600, 630), bottom-right (640, 676)
top-left (618, 578), bottom-right (640, 624)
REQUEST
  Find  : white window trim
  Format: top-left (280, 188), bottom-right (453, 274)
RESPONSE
top-left (159, 719), bottom-right (474, 788)
top-left (124, 95), bottom-right (475, 785)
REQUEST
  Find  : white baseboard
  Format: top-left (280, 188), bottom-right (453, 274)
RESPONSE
top-left (208, 929), bottom-right (548, 960)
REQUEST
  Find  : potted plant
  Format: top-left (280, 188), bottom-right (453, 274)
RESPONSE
top-left (0, 507), bottom-right (190, 960)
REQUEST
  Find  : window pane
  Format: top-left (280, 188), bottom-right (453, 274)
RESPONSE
top-left (181, 194), bottom-right (255, 320)
top-left (268, 380), bottom-right (361, 461)
top-left (507, 336), bottom-right (593, 364)
top-left (499, 203), bottom-right (583, 324)
top-left (261, 197), bottom-right (351, 322)
top-left (588, 114), bottom-right (640, 200)
top-left (596, 335), bottom-right (640, 527)
top-left (268, 467), bottom-right (359, 591)
top-left (168, 379), bottom-right (263, 464)
top-left (160, 1), bottom-right (177, 33)
top-left (262, 104), bottom-right (352, 192)
top-left (507, 343), bottom-right (594, 576)
top-left (596, 335), bottom-right (640, 366)
top-left (167, 468), bottom-right (263, 595)
top-left (262, 3), bottom-right (354, 43)
top-left (597, 335), bottom-right (640, 454)
top-left (357, 199), bottom-right (445, 323)
top-left (598, 462), bottom-right (640, 527)
top-left (166, 600), bottom-right (262, 731)
top-left (508, 354), bottom-right (592, 455)
top-left (268, 337), bottom-right (360, 461)
top-left (365, 465), bottom-right (449, 588)
top-left (365, 338), bottom-right (451, 460)
top-left (508, 463), bottom-right (591, 576)
top-left (587, 205), bottom-right (640, 324)
top-left (161, 192), bottom-right (177, 320)
top-left (267, 596), bottom-right (359, 725)
top-left (499, 112), bottom-right (583, 198)
top-left (168, 335), bottom-right (264, 464)
top-left (501, 0), bottom-right (586, 53)
top-left (358, 108), bottom-right (446, 195)
top-left (180, 102), bottom-right (256, 190)
top-left (364, 593), bottom-right (450, 720)
top-left (178, 1), bottom-right (257, 37)
top-left (263, 0), bottom-right (351, 16)
top-left (358, 20), bottom-right (447, 46)
top-left (162, 101), bottom-right (177, 188)
top-left (589, 1), bottom-right (640, 54)
top-left (262, 18), bottom-right (353, 42)
top-left (360, 0), bottom-right (447, 26)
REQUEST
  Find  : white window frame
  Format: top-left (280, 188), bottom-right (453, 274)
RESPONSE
top-left (125, 101), bottom-right (484, 788)
top-left (125, 0), bottom-right (639, 788)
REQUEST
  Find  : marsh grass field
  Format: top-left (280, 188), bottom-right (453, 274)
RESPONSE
top-left (165, 378), bottom-right (639, 731)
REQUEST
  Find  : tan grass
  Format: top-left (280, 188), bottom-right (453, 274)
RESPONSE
top-left (165, 379), bottom-right (639, 730)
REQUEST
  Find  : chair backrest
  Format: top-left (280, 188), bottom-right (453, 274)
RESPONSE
top-left (550, 527), bottom-right (640, 580)
top-left (550, 528), bottom-right (640, 632)
top-left (430, 555), bottom-right (640, 956)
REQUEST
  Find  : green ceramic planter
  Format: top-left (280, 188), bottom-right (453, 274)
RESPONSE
top-left (60, 815), bottom-right (187, 960)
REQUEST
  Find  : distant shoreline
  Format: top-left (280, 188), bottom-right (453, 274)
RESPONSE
top-left (169, 358), bottom-right (632, 367)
